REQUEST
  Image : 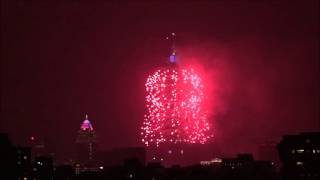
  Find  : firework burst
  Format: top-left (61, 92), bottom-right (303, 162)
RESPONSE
top-left (141, 66), bottom-right (211, 147)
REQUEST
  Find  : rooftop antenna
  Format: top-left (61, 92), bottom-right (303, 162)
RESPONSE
top-left (166, 32), bottom-right (177, 64)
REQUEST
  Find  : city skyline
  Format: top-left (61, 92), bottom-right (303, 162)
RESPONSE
top-left (1, 0), bottom-right (319, 164)
top-left (1, 131), bottom-right (319, 179)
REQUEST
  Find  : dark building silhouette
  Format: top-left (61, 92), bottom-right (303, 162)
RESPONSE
top-left (258, 141), bottom-right (280, 168)
top-left (219, 154), bottom-right (278, 180)
top-left (54, 165), bottom-right (74, 180)
top-left (222, 153), bottom-right (254, 168)
top-left (147, 143), bottom-right (214, 167)
top-left (15, 146), bottom-right (32, 179)
top-left (0, 133), bottom-right (33, 179)
top-left (0, 133), bottom-right (16, 179)
top-left (97, 147), bottom-right (146, 167)
top-left (122, 158), bottom-right (144, 179)
top-left (26, 135), bottom-right (56, 161)
top-left (34, 156), bottom-right (54, 180)
top-left (145, 162), bottom-right (166, 180)
top-left (5, 130), bottom-right (320, 180)
top-left (278, 132), bottom-right (320, 180)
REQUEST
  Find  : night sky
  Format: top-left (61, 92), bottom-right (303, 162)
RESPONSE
top-left (1, 1), bottom-right (319, 161)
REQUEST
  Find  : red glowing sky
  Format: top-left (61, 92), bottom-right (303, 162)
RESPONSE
top-left (1, 1), bottom-right (319, 161)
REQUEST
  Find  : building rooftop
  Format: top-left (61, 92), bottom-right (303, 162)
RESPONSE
top-left (80, 114), bottom-right (93, 131)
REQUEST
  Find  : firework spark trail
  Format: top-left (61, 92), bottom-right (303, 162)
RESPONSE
top-left (141, 67), bottom-right (211, 147)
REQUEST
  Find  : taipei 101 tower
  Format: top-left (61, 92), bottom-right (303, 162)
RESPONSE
top-left (141, 33), bottom-right (212, 166)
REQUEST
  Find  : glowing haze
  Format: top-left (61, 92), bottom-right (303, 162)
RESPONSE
top-left (141, 66), bottom-right (212, 147)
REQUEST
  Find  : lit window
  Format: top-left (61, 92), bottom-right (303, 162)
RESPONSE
top-left (296, 161), bottom-right (304, 166)
top-left (129, 174), bottom-right (133, 178)
top-left (23, 156), bottom-right (27, 160)
top-left (313, 150), bottom-right (316, 153)
top-left (99, 166), bottom-right (104, 170)
top-left (291, 150), bottom-right (295, 154)
top-left (297, 149), bottom-right (304, 153)
top-left (211, 158), bottom-right (222, 163)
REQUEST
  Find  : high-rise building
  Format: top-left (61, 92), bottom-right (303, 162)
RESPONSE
top-left (142, 33), bottom-right (212, 167)
top-left (15, 146), bottom-right (32, 178)
top-left (76, 114), bottom-right (97, 164)
top-left (278, 132), bottom-right (320, 180)
top-left (0, 133), bottom-right (15, 179)
top-left (0, 133), bottom-right (32, 179)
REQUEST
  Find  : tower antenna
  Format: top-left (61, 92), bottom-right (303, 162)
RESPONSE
top-left (168, 32), bottom-right (177, 64)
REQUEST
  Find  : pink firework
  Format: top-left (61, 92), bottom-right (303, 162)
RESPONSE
top-left (141, 66), bottom-right (211, 147)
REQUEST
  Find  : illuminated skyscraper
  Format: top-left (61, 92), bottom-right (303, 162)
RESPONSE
top-left (76, 114), bottom-right (97, 164)
top-left (141, 33), bottom-right (211, 166)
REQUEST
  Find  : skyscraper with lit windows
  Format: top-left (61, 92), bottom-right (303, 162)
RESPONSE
top-left (76, 114), bottom-right (97, 164)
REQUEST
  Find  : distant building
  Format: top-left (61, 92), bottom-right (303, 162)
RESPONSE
top-left (0, 133), bottom-right (16, 179)
top-left (222, 154), bottom-right (255, 169)
top-left (76, 114), bottom-right (97, 164)
top-left (145, 162), bottom-right (166, 180)
top-left (0, 133), bottom-right (33, 179)
top-left (96, 147), bottom-right (146, 167)
top-left (54, 165), bottom-right (74, 179)
top-left (278, 132), bottom-right (320, 179)
top-left (15, 146), bottom-right (32, 179)
top-left (221, 154), bottom-right (277, 179)
top-left (34, 156), bottom-right (53, 180)
top-left (147, 143), bottom-right (214, 167)
top-left (26, 135), bottom-right (55, 161)
top-left (258, 141), bottom-right (280, 168)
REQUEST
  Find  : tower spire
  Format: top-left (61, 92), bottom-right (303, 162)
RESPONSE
top-left (80, 114), bottom-right (93, 131)
top-left (171, 32), bottom-right (176, 54)
top-left (76, 114), bottom-right (97, 163)
top-left (167, 32), bottom-right (177, 64)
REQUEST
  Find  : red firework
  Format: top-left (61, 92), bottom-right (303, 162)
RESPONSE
top-left (141, 66), bottom-right (211, 147)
